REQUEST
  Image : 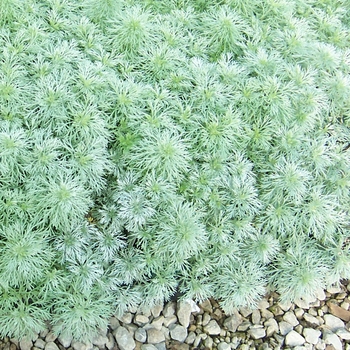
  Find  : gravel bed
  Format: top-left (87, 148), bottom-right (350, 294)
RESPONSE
top-left (2, 283), bottom-right (350, 350)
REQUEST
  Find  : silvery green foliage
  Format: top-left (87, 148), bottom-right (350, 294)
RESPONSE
top-left (0, 0), bottom-right (349, 341)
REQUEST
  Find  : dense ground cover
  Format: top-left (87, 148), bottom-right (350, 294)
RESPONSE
top-left (0, 0), bottom-right (349, 342)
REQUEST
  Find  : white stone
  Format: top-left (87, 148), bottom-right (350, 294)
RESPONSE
top-left (279, 321), bottom-right (293, 336)
top-left (295, 298), bottom-right (310, 309)
top-left (239, 307), bottom-right (252, 317)
top-left (45, 342), bottom-right (59, 350)
top-left (324, 314), bottom-right (345, 331)
top-left (154, 342), bottom-right (166, 350)
top-left (141, 345), bottom-right (157, 350)
top-left (151, 304), bottom-right (163, 318)
top-left (303, 328), bottom-right (321, 344)
top-left (170, 325), bottom-right (187, 342)
top-left (261, 308), bottom-right (274, 319)
top-left (109, 317), bottom-right (120, 330)
top-left (118, 313), bottom-right (133, 325)
top-left (177, 300), bottom-right (192, 328)
top-left (71, 341), bottom-right (93, 350)
top-left (323, 331), bottom-right (342, 350)
top-left (106, 333), bottom-right (115, 350)
top-left (257, 299), bottom-right (270, 309)
top-left (283, 311), bottom-right (299, 327)
top-left (150, 316), bottom-right (164, 330)
top-left (163, 315), bottom-right (177, 327)
top-left (20, 339), bottom-right (33, 350)
top-left (134, 314), bottom-right (149, 326)
top-left (147, 329), bottom-right (165, 344)
top-left (185, 331), bottom-right (196, 344)
top-left (223, 311), bottom-right (242, 332)
top-left (204, 336), bottom-right (213, 348)
top-left (58, 333), bottom-right (73, 348)
top-left (113, 327), bottom-right (135, 350)
top-left (203, 320), bottom-right (221, 335)
top-left (45, 332), bottom-right (57, 343)
top-left (303, 313), bottom-right (320, 325)
top-left (135, 328), bottom-right (147, 343)
top-left (92, 334), bottom-right (108, 347)
top-left (248, 326), bottom-right (265, 339)
top-left (285, 330), bottom-right (305, 347)
top-left (34, 339), bottom-right (46, 349)
top-left (278, 300), bottom-right (292, 311)
top-left (162, 302), bottom-right (176, 318)
top-left (336, 328), bottom-right (350, 340)
top-left (264, 318), bottom-right (278, 337)
top-left (327, 284), bottom-right (342, 294)
top-left (217, 342), bottom-right (231, 350)
top-left (186, 299), bottom-right (200, 313)
top-left (202, 312), bottom-right (211, 326)
top-left (251, 309), bottom-right (261, 324)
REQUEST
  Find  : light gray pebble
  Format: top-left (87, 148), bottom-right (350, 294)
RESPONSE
top-left (294, 308), bottom-right (304, 319)
top-left (264, 318), bottom-right (278, 337)
top-left (336, 327), bottom-right (350, 340)
top-left (163, 315), bottom-right (177, 328)
top-left (223, 312), bottom-right (242, 332)
top-left (199, 299), bottom-right (213, 313)
top-left (162, 302), bottom-right (176, 318)
top-left (294, 298), bottom-right (310, 309)
top-left (124, 324), bottom-right (138, 336)
top-left (278, 301), bottom-right (292, 312)
top-left (147, 329), bottom-right (165, 344)
top-left (134, 315), bottom-right (149, 326)
top-left (40, 329), bottom-right (49, 339)
top-left (150, 316), bottom-right (164, 330)
top-left (239, 307), bottom-right (252, 317)
top-left (170, 325), bottom-right (188, 342)
top-left (109, 317), bottom-right (120, 331)
top-left (20, 339), bottom-right (33, 350)
top-left (218, 342), bottom-right (231, 350)
top-left (161, 326), bottom-right (170, 340)
top-left (105, 333), bottom-right (115, 350)
top-left (141, 345), bottom-right (157, 350)
top-left (283, 311), bottom-right (299, 327)
top-left (154, 342), bottom-right (167, 350)
top-left (237, 321), bottom-right (251, 332)
top-left (58, 333), bottom-right (73, 348)
top-left (34, 339), bottom-right (46, 349)
top-left (177, 301), bottom-right (192, 328)
top-left (279, 321), bottom-right (293, 336)
top-left (258, 299), bottom-right (270, 309)
top-left (113, 326), bottom-right (135, 350)
top-left (324, 314), bottom-right (344, 332)
top-left (71, 341), bottom-right (93, 350)
top-left (135, 328), bottom-right (147, 343)
top-left (185, 331), bottom-right (196, 345)
top-left (260, 308), bottom-right (274, 319)
top-left (204, 336), bottom-right (213, 348)
top-left (303, 313), bottom-right (320, 325)
top-left (252, 309), bottom-right (261, 324)
top-left (323, 330), bottom-right (342, 350)
top-left (45, 332), bottom-right (57, 343)
top-left (193, 335), bottom-right (202, 348)
top-left (248, 326), bottom-right (265, 339)
top-left (203, 320), bottom-right (221, 335)
top-left (92, 334), bottom-right (108, 347)
top-left (44, 342), bottom-right (59, 350)
top-left (118, 313), bottom-right (133, 325)
top-left (202, 312), bottom-right (211, 327)
top-left (285, 330), bottom-right (305, 347)
top-left (151, 304), bottom-right (163, 318)
top-left (303, 328), bottom-right (321, 345)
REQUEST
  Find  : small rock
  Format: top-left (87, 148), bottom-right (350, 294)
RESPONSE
top-left (264, 318), bottom-right (278, 337)
top-left (257, 299), bottom-right (270, 309)
top-left (151, 304), bottom-right (163, 318)
top-left (252, 309), bottom-right (261, 324)
top-left (154, 342), bottom-right (166, 350)
top-left (105, 333), bottom-right (115, 350)
top-left (239, 307), bottom-right (252, 317)
top-left (341, 301), bottom-right (349, 310)
top-left (248, 326), bottom-right (265, 339)
top-left (92, 334), bottom-right (108, 347)
top-left (202, 312), bottom-right (211, 326)
top-left (336, 328), bottom-right (350, 340)
top-left (147, 329), bottom-right (165, 344)
top-left (315, 288), bottom-right (326, 301)
top-left (113, 327), bottom-right (135, 350)
top-left (304, 313), bottom-right (321, 325)
top-left (193, 335), bottom-right (202, 348)
top-left (34, 339), bottom-right (46, 349)
top-left (327, 285), bottom-right (342, 294)
top-left (327, 301), bottom-right (350, 322)
top-left (71, 341), bottom-right (93, 350)
top-left (285, 330), bottom-right (305, 347)
top-left (269, 304), bottom-right (284, 316)
top-left (151, 316), bottom-right (164, 331)
top-left (124, 324), bottom-right (138, 336)
top-left (199, 300), bottom-right (213, 313)
top-left (283, 311), bottom-right (299, 327)
top-left (203, 320), bottom-right (221, 335)
top-left (323, 331), bottom-right (342, 350)
top-left (141, 345), bottom-right (157, 350)
top-left (278, 301), bottom-right (292, 312)
top-left (118, 313), bottom-right (133, 325)
top-left (170, 325), bottom-right (187, 343)
top-left (295, 308), bottom-right (305, 319)
top-left (224, 312), bottom-right (242, 332)
top-left (177, 301), bottom-right (192, 328)
top-left (109, 317), bottom-right (120, 330)
top-left (167, 341), bottom-right (189, 350)
top-left (204, 336), bottom-right (213, 348)
top-left (279, 321), bottom-right (293, 336)
top-left (20, 339), bottom-right (33, 350)
top-left (45, 333), bottom-right (57, 343)
top-left (303, 328), bottom-right (321, 345)
top-left (134, 315), bottom-right (149, 326)
top-left (45, 343), bottom-right (59, 350)
top-left (163, 302), bottom-right (176, 318)
top-left (187, 299), bottom-right (200, 313)
top-left (295, 324), bottom-right (303, 334)
top-left (295, 298), bottom-right (310, 309)
top-left (163, 315), bottom-right (177, 328)
top-left (261, 308), bottom-right (274, 319)
top-left (237, 321), bottom-right (251, 331)
top-left (185, 331), bottom-right (196, 345)
top-left (324, 314), bottom-right (345, 331)
top-left (135, 329), bottom-right (147, 343)
top-left (218, 342), bottom-right (231, 350)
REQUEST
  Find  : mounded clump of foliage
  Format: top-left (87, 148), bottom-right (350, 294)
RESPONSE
top-left (0, 0), bottom-right (350, 342)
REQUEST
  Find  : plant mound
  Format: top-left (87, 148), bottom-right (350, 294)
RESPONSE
top-left (0, 0), bottom-right (350, 342)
